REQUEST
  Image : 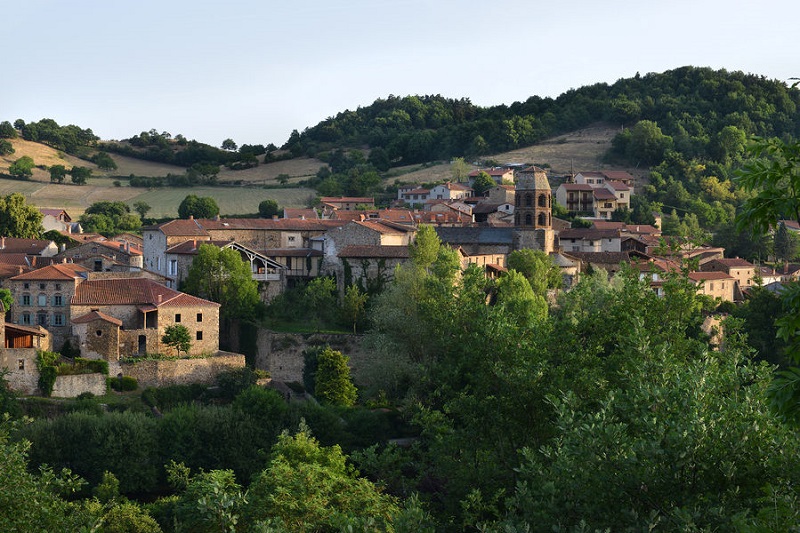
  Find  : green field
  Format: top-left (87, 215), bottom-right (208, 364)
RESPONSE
top-left (0, 177), bottom-right (317, 218)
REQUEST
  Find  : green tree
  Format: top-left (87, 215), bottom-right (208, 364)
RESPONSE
top-left (409, 225), bottom-right (440, 271)
top-left (342, 284), bottom-right (368, 333)
top-left (178, 195), bottom-right (220, 219)
top-left (49, 164), bottom-right (67, 183)
top-left (183, 244), bottom-right (259, 321)
top-left (0, 193), bottom-right (42, 238)
top-left (0, 121), bottom-right (17, 138)
top-left (91, 151), bottom-right (118, 171)
top-left (162, 324), bottom-right (191, 356)
top-left (314, 347), bottom-right (357, 406)
top-left (0, 288), bottom-right (13, 314)
top-left (506, 249), bottom-right (562, 296)
top-left (132, 201), bottom-right (151, 220)
top-left (258, 198), bottom-right (280, 218)
top-left (221, 138), bottom-right (237, 151)
top-left (70, 165), bottom-right (92, 184)
top-left (495, 270), bottom-right (548, 323)
top-left (626, 120), bottom-right (673, 164)
top-left (471, 171), bottom-right (496, 196)
top-left (79, 201), bottom-right (141, 236)
top-left (245, 423), bottom-right (398, 529)
top-left (774, 220), bottom-right (797, 262)
top-left (0, 139), bottom-right (13, 155)
top-left (303, 277), bottom-right (337, 331)
top-left (8, 155), bottom-right (34, 179)
top-left (451, 157), bottom-right (470, 182)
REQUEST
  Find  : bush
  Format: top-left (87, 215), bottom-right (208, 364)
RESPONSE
top-left (141, 384), bottom-right (208, 411)
top-left (215, 367), bottom-right (258, 401)
top-left (108, 375), bottom-right (138, 392)
top-left (38, 366), bottom-right (57, 397)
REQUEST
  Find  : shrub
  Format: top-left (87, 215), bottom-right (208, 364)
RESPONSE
top-left (215, 367), bottom-right (257, 401)
top-left (108, 375), bottom-right (138, 392)
top-left (38, 366), bottom-right (57, 397)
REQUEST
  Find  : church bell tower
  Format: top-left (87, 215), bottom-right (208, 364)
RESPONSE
top-left (513, 166), bottom-right (554, 253)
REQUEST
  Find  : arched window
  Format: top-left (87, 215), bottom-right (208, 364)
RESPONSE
top-left (538, 194), bottom-right (546, 207)
top-left (525, 194), bottom-right (533, 207)
top-left (525, 213), bottom-right (533, 226)
top-left (515, 214), bottom-right (520, 225)
top-left (538, 213), bottom-right (546, 226)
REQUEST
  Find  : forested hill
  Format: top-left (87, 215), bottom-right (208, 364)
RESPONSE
top-left (284, 66), bottom-right (800, 166)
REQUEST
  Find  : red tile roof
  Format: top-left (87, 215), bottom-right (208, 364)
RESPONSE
top-left (283, 208), bottom-right (319, 220)
top-left (72, 310), bottom-right (123, 327)
top-left (709, 258), bottom-right (755, 268)
top-left (560, 183), bottom-right (594, 191)
top-left (167, 240), bottom-right (234, 254)
top-left (601, 170), bottom-right (635, 182)
top-left (321, 196), bottom-right (375, 204)
top-left (0, 237), bottom-right (54, 255)
top-left (149, 218), bottom-right (210, 237)
top-left (689, 271), bottom-right (735, 281)
top-left (606, 180), bottom-right (630, 191)
top-left (72, 278), bottom-right (219, 307)
top-left (11, 263), bottom-right (89, 281)
top-left (593, 188), bottom-right (617, 200)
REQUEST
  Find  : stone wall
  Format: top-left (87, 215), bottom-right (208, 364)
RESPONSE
top-left (255, 330), bottom-right (367, 384)
top-left (51, 373), bottom-right (107, 398)
top-left (0, 348), bottom-right (39, 395)
top-left (120, 352), bottom-right (245, 388)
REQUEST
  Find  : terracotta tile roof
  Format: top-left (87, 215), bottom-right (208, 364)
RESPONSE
top-left (564, 251), bottom-right (636, 265)
top-left (39, 208), bottom-right (71, 220)
top-left (11, 263), bottom-right (89, 281)
top-left (689, 271), bottom-right (735, 281)
top-left (601, 170), bottom-right (635, 182)
top-left (593, 188), bottom-right (617, 200)
top-left (355, 220), bottom-right (415, 234)
top-left (404, 188), bottom-right (430, 195)
top-left (331, 211), bottom-right (365, 222)
top-left (708, 258), bottom-right (755, 268)
top-left (72, 278), bottom-right (219, 307)
top-left (0, 237), bottom-right (54, 255)
top-left (72, 310), bottom-right (123, 327)
top-left (439, 182), bottom-right (473, 191)
top-left (0, 264), bottom-right (31, 278)
top-left (167, 240), bottom-right (234, 254)
top-left (5, 323), bottom-right (47, 336)
top-left (94, 240), bottom-right (143, 256)
top-left (592, 221), bottom-right (626, 230)
top-left (578, 171), bottom-right (605, 178)
top-left (0, 253), bottom-right (34, 266)
top-left (606, 180), bottom-right (630, 191)
top-left (338, 245), bottom-right (410, 258)
top-left (283, 208), bottom-right (319, 220)
top-left (149, 218), bottom-right (209, 237)
top-left (782, 220), bottom-right (800, 231)
top-left (624, 224), bottom-right (660, 235)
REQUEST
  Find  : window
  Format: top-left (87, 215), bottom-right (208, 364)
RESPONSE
top-left (53, 314), bottom-right (64, 326)
top-left (156, 257), bottom-right (161, 271)
top-left (38, 294), bottom-right (47, 306)
top-left (169, 260), bottom-right (178, 276)
top-left (55, 283), bottom-right (61, 290)
top-left (23, 283), bottom-right (29, 289)
top-left (21, 294), bottom-right (31, 306)
top-left (175, 313), bottom-right (181, 323)
top-left (288, 236), bottom-right (296, 243)
top-left (20, 313), bottom-right (31, 325)
top-left (39, 283), bottom-right (46, 290)
top-left (18, 359), bottom-right (24, 370)
top-left (37, 312), bottom-right (47, 326)
top-left (196, 331), bottom-right (203, 340)
top-left (197, 313), bottom-right (203, 322)
top-left (53, 295), bottom-right (64, 306)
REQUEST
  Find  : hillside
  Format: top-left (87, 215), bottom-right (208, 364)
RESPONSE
top-left (0, 125), bottom-right (630, 216)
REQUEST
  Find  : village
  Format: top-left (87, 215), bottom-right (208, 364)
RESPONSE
top-left (0, 164), bottom-right (792, 399)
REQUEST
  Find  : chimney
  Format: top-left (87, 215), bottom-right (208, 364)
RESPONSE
top-left (17, 266), bottom-right (22, 274)
top-left (272, 215), bottom-right (278, 220)
top-left (300, 215), bottom-right (305, 220)
top-left (189, 215), bottom-right (193, 220)
top-left (60, 243), bottom-right (66, 252)
top-left (126, 241), bottom-right (130, 253)
top-left (157, 294), bottom-right (162, 303)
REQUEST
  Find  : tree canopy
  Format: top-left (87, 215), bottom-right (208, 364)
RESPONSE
top-left (178, 195), bottom-right (220, 219)
top-left (183, 244), bottom-right (259, 321)
top-left (0, 193), bottom-right (42, 238)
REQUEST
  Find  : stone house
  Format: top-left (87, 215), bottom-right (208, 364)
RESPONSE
top-left (320, 196), bottom-right (375, 211)
top-left (688, 271), bottom-right (736, 302)
top-left (701, 258), bottom-right (756, 297)
top-left (398, 187), bottom-right (430, 206)
top-left (70, 277), bottom-right (220, 358)
top-left (8, 263), bottom-right (91, 349)
top-left (487, 185), bottom-right (516, 204)
top-left (55, 238), bottom-right (144, 272)
top-left (558, 228), bottom-right (622, 253)
top-left (429, 182), bottom-right (473, 201)
top-left (39, 208), bottom-right (82, 235)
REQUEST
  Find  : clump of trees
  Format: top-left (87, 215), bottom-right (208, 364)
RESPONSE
top-left (177, 195), bottom-right (219, 219)
top-left (79, 201), bottom-right (141, 236)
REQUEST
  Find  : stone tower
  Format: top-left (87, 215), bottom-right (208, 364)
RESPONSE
top-left (513, 166), bottom-right (555, 253)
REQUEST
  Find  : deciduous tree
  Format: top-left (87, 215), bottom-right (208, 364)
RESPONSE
top-left (8, 156), bottom-right (34, 179)
top-left (178, 195), bottom-right (219, 219)
top-left (162, 324), bottom-right (191, 356)
top-left (49, 164), bottom-right (67, 183)
top-left (183, 244), bottom-right (259, 321)
top-left (0, 193), bottom-right (42, 238)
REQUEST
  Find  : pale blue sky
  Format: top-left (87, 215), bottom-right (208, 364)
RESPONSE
top-left (5, 0), bottom-right (799, 148)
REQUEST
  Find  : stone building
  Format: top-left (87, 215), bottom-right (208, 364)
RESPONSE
top-left (513, 166), bottom-right (555, 253)
top-left (8, 263), bottom-right (90, 349)
top-left (71, 278), bottom-right (221, 358)
top-left (55, 238), bottom-right (144, 272)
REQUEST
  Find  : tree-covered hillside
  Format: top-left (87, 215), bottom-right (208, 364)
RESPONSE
top-left (285, 66), bottom-right (800, 166)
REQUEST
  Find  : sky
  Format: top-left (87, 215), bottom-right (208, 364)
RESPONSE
top-left (5, 0), bottom-right (799, 149)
